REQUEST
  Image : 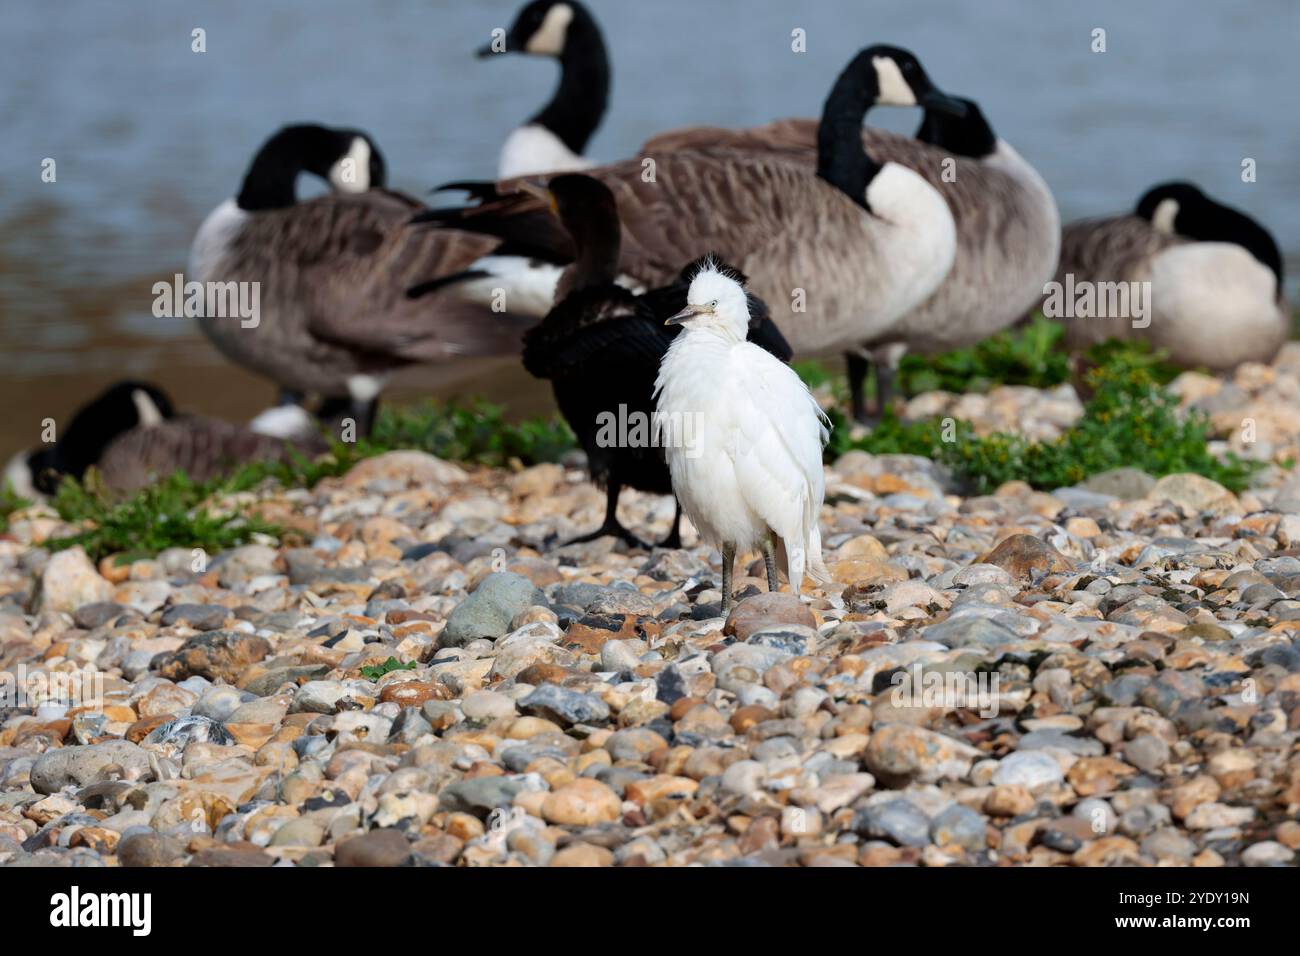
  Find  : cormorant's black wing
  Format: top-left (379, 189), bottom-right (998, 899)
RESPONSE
top-left (522, 288), bottom-right (668, 381)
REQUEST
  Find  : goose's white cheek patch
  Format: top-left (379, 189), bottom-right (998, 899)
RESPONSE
top-left (1151, 198), bottom-right (1179, 235)
top-left (524, 3), bottom-right (573, 55)
top-left (873, 56), bottom-right (916, 106)
top-left (329, 137), bottom-right (372, 194)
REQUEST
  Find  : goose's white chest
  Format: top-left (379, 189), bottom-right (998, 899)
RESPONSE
top-left (498, 124), bottom-right (593, 180)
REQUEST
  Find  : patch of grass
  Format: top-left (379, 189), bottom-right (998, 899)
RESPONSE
top-left (222, 398), bottom-right (577, 493)
top-left (46, 470), bottom-right (280, 563)
top-left (359, 656), bottom-right (417, 680)
top-left (898, 313), bottom-right (1071, 395)
top-left (800, 317), bottom-right (1185, 403)
top-left (0, 483), bottom-right (32, 534)
top-left (38, 398), bottom-right (577, 561)
top-left (831, 352), bottom-right (1264, 494)
top-left (365, 398), bottom-right (575, 469)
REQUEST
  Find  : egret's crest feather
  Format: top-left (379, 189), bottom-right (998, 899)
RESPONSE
top-left (684, 253), bottom-right (749, 287)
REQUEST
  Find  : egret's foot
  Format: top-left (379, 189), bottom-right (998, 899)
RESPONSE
top-left (562, 522), bottom-right (651, 551)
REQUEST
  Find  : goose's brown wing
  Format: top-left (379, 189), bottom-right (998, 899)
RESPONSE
top-left (223, 191), bottom-right (525, 362)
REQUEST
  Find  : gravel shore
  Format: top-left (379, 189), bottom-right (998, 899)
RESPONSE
top-left (3, 361), bottom-right (1300, 868)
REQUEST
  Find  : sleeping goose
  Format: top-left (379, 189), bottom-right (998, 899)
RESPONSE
top-left (640, 93), bottom-right (1059, 421)
top-left (5, 381), bottom-right (328, 496)
top-left (1054, 181), bottom-right (1288, 370)
top-left (478, 0), bottom-right (608, 178)
top-left (414, 45), bottom-right (962, 391)
top-left (190, 124), bottom-right (524, 435)
top-left (517, 174), bottom-right (792, 549)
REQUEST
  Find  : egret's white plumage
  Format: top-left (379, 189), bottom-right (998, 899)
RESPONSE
top-left (654, 259), bottom-right (830, 607)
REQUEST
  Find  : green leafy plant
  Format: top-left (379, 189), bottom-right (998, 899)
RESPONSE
top-left (832, 353), bottom-right (1264, 494)
top-left (221, 398), bottom-right (578, 494)
top-left (360, 656), bottom-right (417, 680)
top-left (898, 314), bottom-right (1072, 395)
top-left (0, 483), bottom-right (32, 534)
top-left (36, 398), bottom-right (576, 561)
top-left (46, 470), bottom-right (280, 563)
top-left (364, 398), bottom-right (575, 469)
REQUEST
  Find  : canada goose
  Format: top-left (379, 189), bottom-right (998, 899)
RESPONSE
top-left (5, 381), bottom-right (328, 497)
top-left (190, 124), bottom-right (520, 435)
top-left (1054, 182), bottom-right (1288, 370)
top-left (478, 0), bottom-right (609, 178)
top-left (415, 46), bottom-right (962, 390)
top-left (654, 259), bottom-right (830, 612)
top-left (519, 175), bottom-right (792, 549)
top-left (641, 97), bottom-right (1060, 422)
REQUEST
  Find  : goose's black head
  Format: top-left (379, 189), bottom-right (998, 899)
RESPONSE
top-left (237, 124), bottom-right (387, 212)
top-left (915, 96), bottom-right (997, 159)
top-left (819, 45), bottom-right (967, 206)
top-left (836, 45), bottom-right (968, 115)
top-left (1136, 181), bottom-right (1283, 286)
top-left (537, 173), bottom-right (621, 287)
top-left (480, 1), bottom-right (598, 61)
top-left (479, 1), bottom-right (609, 156)
top-left (24, 381), bottom-right (175, 495)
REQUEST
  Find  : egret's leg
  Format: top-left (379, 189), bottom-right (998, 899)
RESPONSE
top-left (762, 532), bottom-right (779, 593)
top-left (721, 542), bottom-right (736, 615)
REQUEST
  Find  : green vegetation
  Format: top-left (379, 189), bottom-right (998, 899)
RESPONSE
top-left (224, 398), bottom-right (575, 493)
top-left (0, 484), bottom-right (32, 534)
top-left (38, 398), bottom-right (575, 562)
top-left (795, 315), bottom-right (1185, 400)
top-left (19, 341), bottom-right (1260, 563)
top-left (898, 314), bottom-right (1071, 394)
top-left (359, 656), bottom-right (418, 680)
top-left (829, 350), bottom-right (1263, 494)
top-left (46, 470), bottom-right (280, 563)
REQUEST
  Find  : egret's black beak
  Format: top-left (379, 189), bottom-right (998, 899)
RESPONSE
top-left (920, 88), bottom-right (968, 118)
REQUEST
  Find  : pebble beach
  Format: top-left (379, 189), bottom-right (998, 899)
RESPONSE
top-left (3, 354), bottom-right (1300, 869)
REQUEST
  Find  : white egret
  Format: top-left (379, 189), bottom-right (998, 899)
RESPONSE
top-left (653, 257), bottom-right (832, 612)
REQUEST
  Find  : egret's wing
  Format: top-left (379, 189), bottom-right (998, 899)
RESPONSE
top-left (723, 345), bottom-right (829, 581)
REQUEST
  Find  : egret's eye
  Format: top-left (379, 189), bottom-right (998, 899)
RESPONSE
top-left (709, 300), bottom-right (718, 309)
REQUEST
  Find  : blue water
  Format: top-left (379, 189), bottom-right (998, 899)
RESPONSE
top-left (1, 0), bottom-right (1297, 450)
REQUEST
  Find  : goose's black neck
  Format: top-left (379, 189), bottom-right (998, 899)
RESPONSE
top-left (915, 98), bottom-right (996, 158)
top-left (817, 51), bottom-right (883, 211)
top-left (532, 14), bottom-right (609, 156)
top-left (236, 125), bottom-right (341, 211)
